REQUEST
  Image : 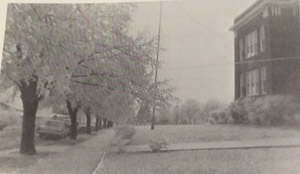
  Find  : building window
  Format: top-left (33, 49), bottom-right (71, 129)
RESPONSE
top-left (293, 7), bottom-right (297, 16)
top-left (239, 38), bottom-right (244, 61)
top-left (246, 72), bottom-right (250, 96)
top-left (245, 30), bottom-right (258, 58)
top-left (263, 8), bottom-right (269, 18)
top-left (277, 7), bottom-right (281, 16)
top-left (271, 6), bottom-right (281, 16)
top-left (240, 73), bottom-right (244, 97)
top-left (260, 25), bottom-right (265, 52)
top-left (261, 66), bottom-right (267, 94)
top-left (255, 69), bottom-right (259, 95)
top-left (246, 69), bottom-right (259, 96)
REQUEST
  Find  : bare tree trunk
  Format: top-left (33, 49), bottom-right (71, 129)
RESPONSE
top-left (66, 100), bottom-right (80, 140)
top-left (69, 114), bottom-right (77, 139)
top-left (151, 107), bottom-right (155, 130)
top-left (189, 117), bottom-right (193, 124)
top-left (186, 111), bottom-right (193, 125)
top-left (99, 117), bottom-right (103, 130)
top-left (103, 118), bottom-right (107, 128)
top-left (95, 117), bottom-right (99, 131)
top-left (85, 110), bottom-right (91, 134)
top-left (19, 80), bottom-right (40, 155)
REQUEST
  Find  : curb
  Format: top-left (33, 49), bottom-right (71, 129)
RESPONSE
top-left (91, 152), bottom-right (106, 174)
top-left (124, 138), bottom-right (300, 153)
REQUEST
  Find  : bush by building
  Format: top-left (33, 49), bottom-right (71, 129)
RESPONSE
top-left (228, 95), bottom-right (300, 126)
top-left (207, 107), bottom-right (234, 125)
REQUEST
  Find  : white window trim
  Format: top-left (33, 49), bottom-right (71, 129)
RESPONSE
top-left (240, 73), bottom-right (244, 97)
top-left (263, 8), bottom-right (269, 18)
top-left (260, 25), bottom-right (265, 52)
top-left (245, 30), bottom-right (258, 58)
top-left (271, 6), bottom-right (281, 16)
top-left (239, 38), bottom-right (244, 61)
top-left (261, 67), bottom-right (267, 94)
top-left (246, 69), bottom-right (259, 96)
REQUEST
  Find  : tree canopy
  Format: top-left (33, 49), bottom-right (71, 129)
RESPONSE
top-left (1, 3), bottom-right (174, 154)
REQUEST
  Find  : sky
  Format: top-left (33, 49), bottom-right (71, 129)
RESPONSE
top-left (0, 0), bottom-right (258, 105)
top-left (128, 0), bottom-right (257, 105)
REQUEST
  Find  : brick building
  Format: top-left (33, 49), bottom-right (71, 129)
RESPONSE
top-left (230, 0), bottom-right (300, 99)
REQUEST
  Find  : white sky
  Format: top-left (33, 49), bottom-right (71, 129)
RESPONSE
top-left (129, 0), bottom-right (257, 104)
top-left (0, 0), bottom-right (257, 105)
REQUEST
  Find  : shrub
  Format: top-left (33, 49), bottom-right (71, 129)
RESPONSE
top-left (229, 95), bottom-right (300, 126)
top-left (110, 136), bottom-right (130, 153)
top-left (208, 107), bottom-right (233, 124)
top-left (111, 125), bottom-right (136, 153)
top-left (148, 135), bottom-right (169, 153)
top-left (246, 95), bottom-right (300, 126)
top-left (113, 125), bottom-right (136, 140)
top-left (229, 98), bottom-right (251, 123)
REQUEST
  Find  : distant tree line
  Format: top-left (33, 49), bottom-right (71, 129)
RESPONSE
top-left (134, 98), bottom-right (223, 125)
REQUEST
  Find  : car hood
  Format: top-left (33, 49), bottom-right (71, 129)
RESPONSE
top-left (37, 125), bottom-right (65, 131)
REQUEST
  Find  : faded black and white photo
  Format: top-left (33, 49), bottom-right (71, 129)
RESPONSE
top-left (1, 0), bottom-right (300, 173)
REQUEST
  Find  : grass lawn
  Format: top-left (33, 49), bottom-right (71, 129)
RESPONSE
top-left (0, 126), bottom-right (55, 151)
top-left (0, 126), bottom-right (97, 151)
top-left (131, 124), bottom-right (300, 145)
top-left (103, 147), bottom-right (300, 174)
top-left (0, 127), bottom-right (101, 173)
top-left (0, 127), bottom-right (22, 151)
top-left (103, 124), bottom-right (300, 174)
top-left (0, 151), bottom-right (54, 173)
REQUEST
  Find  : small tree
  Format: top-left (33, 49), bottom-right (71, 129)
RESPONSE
top-left (203, 99), bottom-right (222, 120)
top-left (136, 102), bottom-right (151, 125)
top-left (156, 104), bottom-right (173, 125)
top-left (180, 99), bottom-right (201, 124)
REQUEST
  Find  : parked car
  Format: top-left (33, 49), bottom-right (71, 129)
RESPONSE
top-left (52, 113), bottom-right (99, 133)
top-left (52, 114), bottom-right (90, 134)
top-left (52, 114), bottom-right (71, 125)
top-left (107, 120), bottom-right (113, 128)
top-left (77, 122), bottom-right (87, 133)
top-left (52, 114), bottom-right (76, 130)
top-left (77, 123), bottom-right (96, 133)
top-left (36, 120), bottom-right (69, 139)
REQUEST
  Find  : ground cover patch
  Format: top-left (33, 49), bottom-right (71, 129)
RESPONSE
top-left (131, 124), bottom-right (300, 145)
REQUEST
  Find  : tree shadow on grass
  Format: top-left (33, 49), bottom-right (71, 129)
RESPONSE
top-left (38, 133), bottom-right (99, 146)
top-left (0, 151), bottom-right (55, 172)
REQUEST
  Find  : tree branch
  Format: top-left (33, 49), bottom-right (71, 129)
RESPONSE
top-left (71, 72), bottom-right (106, 78)
top-left (70, 80), bottom-right (101, 87)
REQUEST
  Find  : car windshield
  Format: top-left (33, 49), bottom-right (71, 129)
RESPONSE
top-left (45, 121), bottom-right (65, 127)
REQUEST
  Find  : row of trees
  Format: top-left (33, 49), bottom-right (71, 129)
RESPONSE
top-left (1, 4), bottom-right (173, 155)
top-left (153, 99), bottom-right (223, 125)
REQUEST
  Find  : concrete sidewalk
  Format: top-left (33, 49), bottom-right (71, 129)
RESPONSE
top-left (21, 130), bottom-right (114, 174)
top-left (124, 138), bottom-right (300, 153)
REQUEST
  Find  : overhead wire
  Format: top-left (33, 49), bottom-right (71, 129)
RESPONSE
top-left (158, 2), bottom-right (300, 71)
top-left (160, 55), bottom-right (300, 70)
top-left (173, 1), bottom-right (225, 39)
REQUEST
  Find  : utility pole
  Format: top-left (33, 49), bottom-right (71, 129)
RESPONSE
top-left (151, 0), bottom-right (163, 130)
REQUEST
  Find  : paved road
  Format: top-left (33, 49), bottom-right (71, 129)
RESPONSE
top-left (21, 130), bottom-right (114, 174)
